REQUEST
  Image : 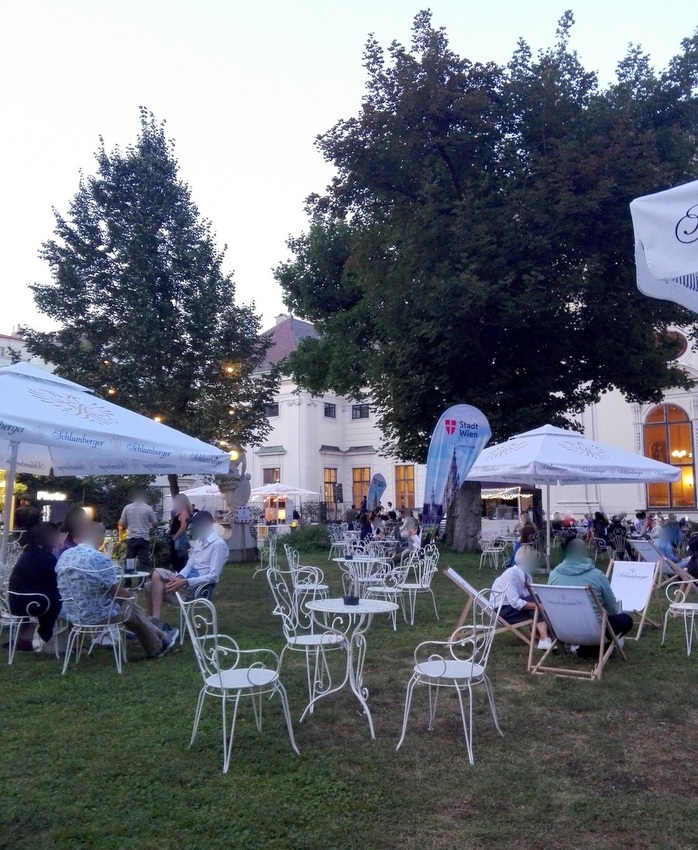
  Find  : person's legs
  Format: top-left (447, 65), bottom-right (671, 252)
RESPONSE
top-left (144, 568), bottom-right (177, 621)
top-left (36, 598), bottom-right (62, 643)
top-left (126, 537), bottom-right (149, 570)
top-left (608, 612), bottom-right (634, 638)
top-left (122, 602), bottom-right (169, 656)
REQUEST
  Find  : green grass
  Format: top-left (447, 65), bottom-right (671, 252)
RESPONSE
top-left (1, 548), bottom-right (696, 850)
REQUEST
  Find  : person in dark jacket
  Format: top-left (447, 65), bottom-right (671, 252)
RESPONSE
top-left (7, 522), bottom-right (62, 652)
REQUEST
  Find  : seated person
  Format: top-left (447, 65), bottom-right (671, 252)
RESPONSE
top-left (145, 511), bottom-right (228, 626)
top-left (7, 522), bottom-right (63, 653)
top-left (358, 513), bottom-right (373, 541)
top-left (550, 512), bottom-right (564, 533)
top-left (684, 536), bottom-right (698, 580)
top-left (562, 512), bottom-right (577, 529)
top-left (491, 545), bottom-right (552, 650)
top-left (548, 537), bottom-right (633, 657)
top-left (55, 521), bottom-right (178, 656)
top-left (654, 526), bottom-right (691, 576)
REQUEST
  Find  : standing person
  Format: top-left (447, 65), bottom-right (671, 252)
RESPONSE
top-left (548, 538), bottom-right (633, 656)
top-left (145, 511), bottom-right (228, 626)
top-left (13, 497), bottom-right (41, 534)
top-left (118, 490), bottom-right (157, 571)
top-left (7, 522), bottom-right (63, 652)
top-left (56, 521), bottom-right (177, 656)
top-left (168, 493), bottom-right (193, 572)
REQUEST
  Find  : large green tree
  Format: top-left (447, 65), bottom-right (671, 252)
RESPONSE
top-left (276, 11), bottom-right (698, 547)
top-left (23, 109), bottom-right (277, 492)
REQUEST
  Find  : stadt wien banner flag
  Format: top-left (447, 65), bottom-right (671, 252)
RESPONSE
top-left (630, 179), bottom-right (698, 313)
top-left (421, 405), bottom-right (491, 529)
top-left (367, 472), bottom-right (387, 511)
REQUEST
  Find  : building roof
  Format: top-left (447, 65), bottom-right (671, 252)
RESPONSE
top-left (259, 315), bottom-right (319, 370)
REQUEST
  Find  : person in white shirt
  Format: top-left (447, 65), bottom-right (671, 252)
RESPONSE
top-left (145, 511), bottom-right (228, 625)
top-left (491, 545), bottom-right (552, 650)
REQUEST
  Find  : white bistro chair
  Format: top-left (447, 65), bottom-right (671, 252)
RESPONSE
top-left (266, 566), bottom-right (347, 710)
top-left (5, 591), bottom-right (56, 664)
top-left (396, 588), bottom-right (504, 764)
top-left (284, 544), bottom-right (329, 599)
top-left (661, 581), bottom-right (698, 656)
top-left (177, 594), bottom-right (299, 773)
top-left (402, 544), bottom-right (440, 625)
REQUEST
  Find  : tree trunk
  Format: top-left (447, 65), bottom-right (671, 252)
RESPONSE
top-left (446, 481), bottom-right (482, 552)
top-left (168, 473), bottom-right (180, 497)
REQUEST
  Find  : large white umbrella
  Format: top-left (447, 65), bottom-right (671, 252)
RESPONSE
top-left (0, 363), bottom-right (229, 559)
top-left (250, 484), bottom-right (319, 498)
top-left (466, 424), bottom-right (680, 563)
top-left (630, 179), bottom-right (698, 312)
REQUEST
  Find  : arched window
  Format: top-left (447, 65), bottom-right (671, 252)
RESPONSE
top-left (643, 404), bottom-right (695, 509)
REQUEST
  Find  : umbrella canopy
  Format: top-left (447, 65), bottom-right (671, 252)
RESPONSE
top-left (249, 483), bottom-right (319, 498)
top-left (163, 485), bottom-right (225, 516)
top-left (0, 363), bottom-right (229, 559)
top-left (466, 424), bottom-right (680, 564)
top-left (467, 424), bottom-right (680, 487)
top-left (630, 179), bottom-right (698, 313)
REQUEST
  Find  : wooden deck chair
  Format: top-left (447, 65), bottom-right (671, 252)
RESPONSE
top-left (628, 540), bottom-right (694, 590)
top-left (443, 567), bottom-right (534, 648)
top-left (607, 560), bottom-right (661, 641)
top-left (527, 583), bottom-right (627, 681)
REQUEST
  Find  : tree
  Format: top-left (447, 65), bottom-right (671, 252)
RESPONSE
top-left (275, 11), bottom-right (698, 548)
top-left (23, 109), bottom-right (278, 493)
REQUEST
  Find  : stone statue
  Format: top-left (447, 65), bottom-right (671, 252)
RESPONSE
top-left (215, 450), bottom-right (251, 515)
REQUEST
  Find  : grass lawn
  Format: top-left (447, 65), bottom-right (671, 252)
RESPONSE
top-left (1, 546), bottom-right (696, 850)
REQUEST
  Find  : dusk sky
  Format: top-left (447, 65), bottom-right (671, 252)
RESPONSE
top-left (2, 0), bottom-right (696, 334)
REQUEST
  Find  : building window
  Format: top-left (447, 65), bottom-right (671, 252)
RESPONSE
top-left (323, 468), bottom-right (337, 502)
top-left (643, 404), bottom-right (695, 509)
top-left (395, 465), bottom-right (415, 509)
top-left (352, 467), bottom-right (371, 507)
top-left (265, 402), bottom-right (280, 418)
top-left (351, 404), bottom-right (370, 420)
top-left (324, 403), bottom-right (336, 419)
top-left (263, 467), bottom-right (281, 485)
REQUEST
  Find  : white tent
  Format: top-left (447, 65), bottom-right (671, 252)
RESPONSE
top-left (250, 484), bottom-right (319, 498)
top-left (467, 424), bottom-right (680, 563)
top-left (0, 363), bottom-right (229, 559)
top-left (630, 179), bottom-right (698, 312)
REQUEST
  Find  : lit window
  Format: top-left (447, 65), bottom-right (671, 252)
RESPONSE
top-left (352, 467), bottom-right (371, 507)
top-left (395, 465), bottom-right (415, 509)
top-left (323, 468), bottom-right (337, 502)
top-left (643, 404), bottom-right (695, 509)
top-left (263, 467), bottom-right (281, 485)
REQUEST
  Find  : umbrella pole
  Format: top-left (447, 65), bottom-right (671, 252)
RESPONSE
top-left (546, 483), bottom-right (552, 569)
top-left (1, 441), bottom-right (19, 564)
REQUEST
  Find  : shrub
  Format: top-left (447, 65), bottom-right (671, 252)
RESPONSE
top-left (288, 524), bottom-right (330, 551)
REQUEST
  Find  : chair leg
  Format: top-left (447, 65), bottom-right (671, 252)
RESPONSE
top-left (455, 684), bottom-right (474, 765)
top-left (223, 693), bottom-right (241, 774)
top-left (427, 683), bottom-right (441, 730)
top-left (396, 675), bottom-right (418, 751)
top-left (190, 688), bottom-right (207, 747)
top-left (661, 610), bottom-right (671, 645)
top-left (61, 628), bottom-right (79, 675)
top-left (483, 675), bottom-right (503, 737)
top-left (275, 681), bottom-right (301, 755)
top-left (429, 589), bottom-right (440, 621)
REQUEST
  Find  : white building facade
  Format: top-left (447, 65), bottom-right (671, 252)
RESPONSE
top-left (248, 316), bottom-right (426, 514)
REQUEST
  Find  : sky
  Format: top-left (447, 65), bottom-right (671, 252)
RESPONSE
top-left (1, 0), bottom-right (696, 335)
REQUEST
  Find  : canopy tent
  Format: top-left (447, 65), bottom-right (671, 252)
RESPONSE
top-left (630, 179), bottom-right (698, 313)
top-left (163, 485), bottom-right (225, 517)
top-left (467, 424), bottom-right (680, 563)
top-left (249, 484), bottom-right (319, 498)
top-left (0, 363), bottom-right (229, 560)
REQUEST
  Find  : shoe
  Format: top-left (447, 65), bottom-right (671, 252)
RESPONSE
top-left (157, 629), bottom-right (179, 656)
top-left (536, 638), bottom-right (554, 651)
top-left (149, 616), bottom-right (161, 627)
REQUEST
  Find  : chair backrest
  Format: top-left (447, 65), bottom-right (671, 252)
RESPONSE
top-left (608, 560), bottom-right (656, 613)
top-left (629, 539), bottom-right (662, 563)
top-left (57, 565), bottom-right (118, 626)
top-left (194, 581), bottom-right (217, 601)
top-left (608, 529), bottom-right (627, 550)
top-left (411, 544), bottom-right (440, 587)
top-left (448, 587), bottom-right (503, 671)
top-left (530, 583), bottom-right (603, 645)
top-left (177, 594), bottom-right (241, 685)
top-left (7, 591), bottom-right (51, 618)
top-left (265, 566), bottom-right (321, 639)
top-left (664, 580), bottom-right (698, 605)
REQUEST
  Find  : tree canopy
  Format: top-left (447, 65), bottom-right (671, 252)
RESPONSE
top-left (276, 11), bottom-right (698, 462)
top-left (23, 109), bottom-right (277, 481)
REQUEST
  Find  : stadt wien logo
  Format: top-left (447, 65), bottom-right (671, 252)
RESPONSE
top-left (445, 419), bottom-right (456, 435)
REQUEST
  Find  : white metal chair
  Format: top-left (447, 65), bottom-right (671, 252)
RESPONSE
top-left (527, 583), bottom-right (627, 680)
top-left (177, 594), bottom-right (299, 773)
top-left (661, 581), bottom-right (698, 656)
top-left (284, 544), bottom-right (329, 598)
top-left (477, 533), bottom-right (507, 570)
top-left (327, 523), bottom-right (347, 561)
top-left (266, 566), bottom-right (346, 709)
top-left (396, 588), bottom-right (504, 764)
top-left (58, 565), bottom-right (130, 675)
top-left (364, 560), bottom-right (412, 629)
top-left (401, 544), bottom-right (440, 625)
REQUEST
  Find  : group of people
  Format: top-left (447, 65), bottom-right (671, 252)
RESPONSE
top-left (6, 490), bottom-right (228, 659)
top-left (492, 538), bottom-right (634, 657)
top-left (344, 502), bottom-right (422, 549)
